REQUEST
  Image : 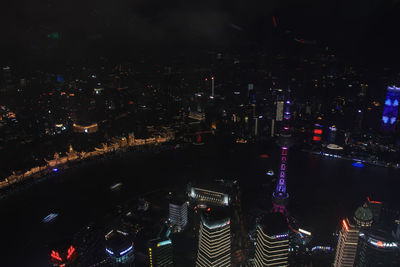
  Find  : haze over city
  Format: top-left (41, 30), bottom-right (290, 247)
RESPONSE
top-left (1, 1), bottom-right (400, 266)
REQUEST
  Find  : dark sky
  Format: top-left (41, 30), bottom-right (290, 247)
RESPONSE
top-left (1, 0), bottom-right (400, 66)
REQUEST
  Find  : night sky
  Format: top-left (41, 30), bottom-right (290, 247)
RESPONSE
top-left (1, 0), bottom-right (400, 66)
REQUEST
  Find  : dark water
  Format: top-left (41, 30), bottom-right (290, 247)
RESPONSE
top-left (1, 139), bottom-right (399, 266)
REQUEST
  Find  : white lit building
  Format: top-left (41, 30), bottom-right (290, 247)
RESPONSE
top-left (196, 214), bottom-right (231, 267)
top-left (254, 212), bottom-right (289, 267)
top-left (188, 186), bottom-right (230, 207)
top-left (169, 201), bottom-right (188, 232)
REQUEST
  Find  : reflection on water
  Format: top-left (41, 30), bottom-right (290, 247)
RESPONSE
top-left (0, 139), bottom-right (399, 265)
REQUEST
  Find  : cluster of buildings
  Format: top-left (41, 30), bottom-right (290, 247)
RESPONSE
top-left (334, 198), bottom-right (400, 266)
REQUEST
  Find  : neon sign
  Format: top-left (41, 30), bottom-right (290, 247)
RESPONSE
top-left (66, 245), bottom-right (75, 260)
top-left (51, 250), bottom-right (62, 262)
top-left (381, 85), bottom-right (400, 132)
top-left (120, 245), bottom-right (133, 256)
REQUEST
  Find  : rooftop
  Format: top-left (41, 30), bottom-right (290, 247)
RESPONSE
top-left (259, 212), bottom-right (288, 236)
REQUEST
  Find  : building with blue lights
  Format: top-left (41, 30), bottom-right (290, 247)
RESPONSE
top-left (104, 229), bottom-right (134, 265)
top-left (254, 212), bottom-right (289, 267)
top-left (381, 86), bottom-right (400, 132)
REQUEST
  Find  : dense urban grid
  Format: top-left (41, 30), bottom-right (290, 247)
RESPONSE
top-left (1, 1), bottom-right (400, 267)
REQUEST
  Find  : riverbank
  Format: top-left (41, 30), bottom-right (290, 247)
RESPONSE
top-left (302, 148), bottom-right (400, 169)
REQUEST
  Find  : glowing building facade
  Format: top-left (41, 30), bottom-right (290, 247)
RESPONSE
top-left (104, 230), bottom-right (135, 265)
top-left (381, 86), bottom-right (400, 132)
top-left (148, 238), bottom-right (173, 267)
top-left (196, 214), bottom-right (231, 267)
top-left (334, 219), bottom-right (359, 267)
top-left (188, 186), bottom-right (230, 207)
top-left (254, 212), bottom-right (289, 267)
top-left (169, 201), bottom-right (188, 232)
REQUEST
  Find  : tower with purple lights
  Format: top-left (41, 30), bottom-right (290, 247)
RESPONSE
top-left (381, 85), bottom-right (400, 132)
top-left (272, 99), bottom-right (292, 214)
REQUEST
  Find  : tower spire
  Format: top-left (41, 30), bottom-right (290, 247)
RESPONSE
top-left (272, 97), bottom-right (291, 214)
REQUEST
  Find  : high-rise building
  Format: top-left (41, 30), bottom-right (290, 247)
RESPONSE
top-left (148, 238), bottom-right (173, 267)
top-left (381, 85), bottom-right (400, 132)
top-left (366, 197), bottom-right (383, 224)
top-left (254, 212), bottom-right (289, 267)
top-left (355, 229), bottom-right (399, 267)
top-left (196, 212), bottom-right (231, 267)
top-left (169, 201), bottom-right (188, 232)
top-left (276, 101), bottom-right (284, 121)
top-left (334, 218), bottom-right (359, 267)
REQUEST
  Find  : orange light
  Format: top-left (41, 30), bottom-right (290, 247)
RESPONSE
top-left (342, 219), bottom-right (349, 231)
top-left (377, 241), bottom-right (383, 247)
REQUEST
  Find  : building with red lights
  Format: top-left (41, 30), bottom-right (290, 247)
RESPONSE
top-left (366, 197), bottom-right (383, 224)
top-left (334, 218), bottom-right (359, 267)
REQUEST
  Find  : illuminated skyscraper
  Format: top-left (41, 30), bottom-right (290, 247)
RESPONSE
top-left (196, 212), bottom-right (231, 267)
top-left (169, 201), bottom-right (188, 232)
top-left (254, 212), bottom-right (289, 267)
top-left (334, 219), bottom-right (359, 267)
top-left (148, 238), bottom-right (173, 267)
top-left (366, 197), bottom-right (382, 224)
top-left (381, 86), bottom-right (400, 132)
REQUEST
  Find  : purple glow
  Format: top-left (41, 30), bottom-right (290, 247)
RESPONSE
top-left (286, 101), bottom-right (291, 104)
top-left (53, 168), bottom-right (58, 172)
top-left (274, 233), bottom-right (289, 239)
top-left (284, 127), bottom-right (289, 130)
